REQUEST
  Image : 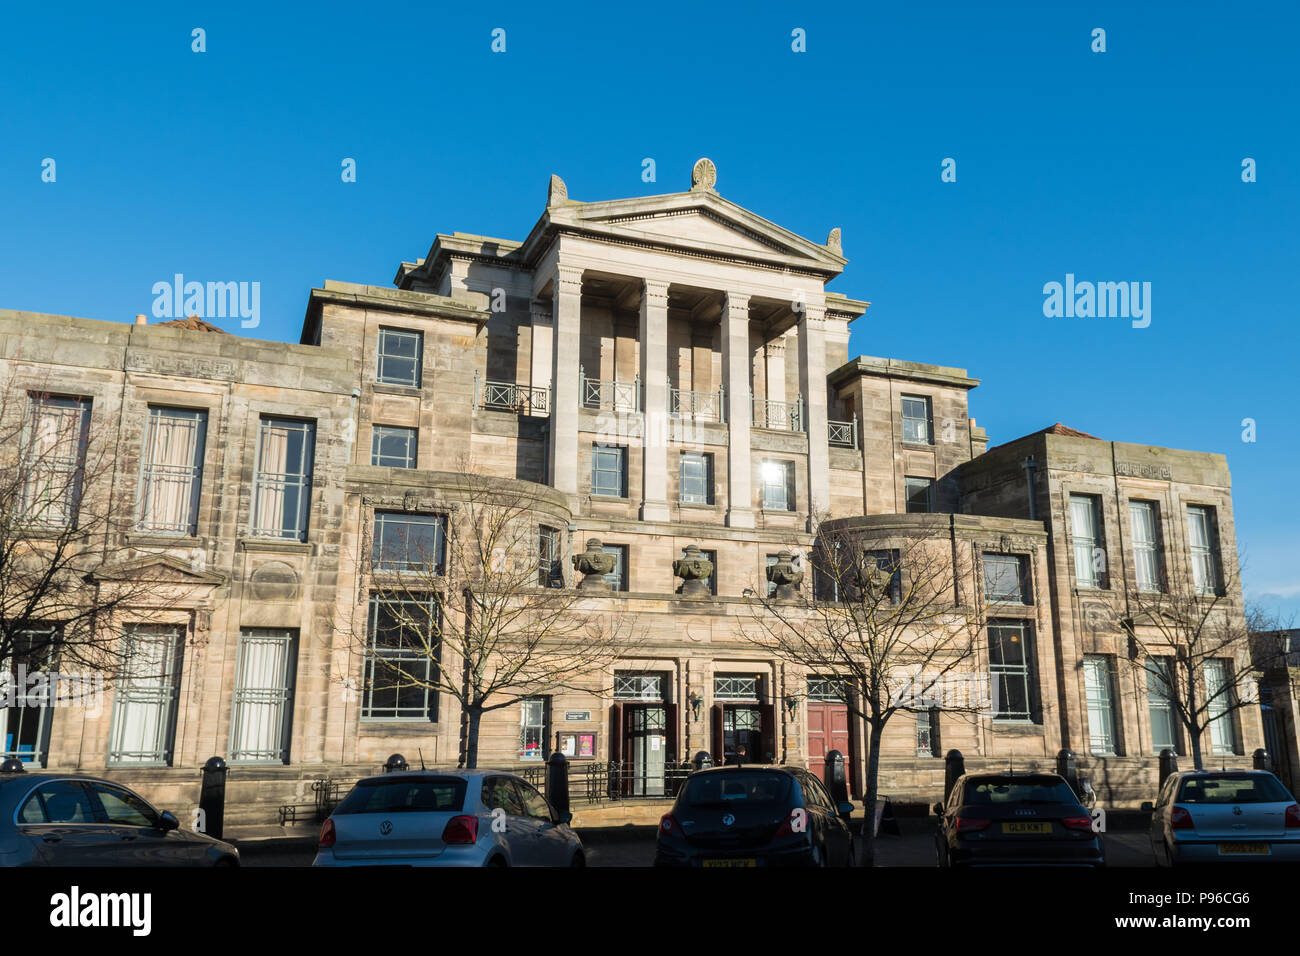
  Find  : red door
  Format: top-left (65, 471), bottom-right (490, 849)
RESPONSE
top-left (807, 703), bottom-right (852, 787)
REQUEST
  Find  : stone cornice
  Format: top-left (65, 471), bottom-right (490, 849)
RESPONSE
top-left (828, 355), bottom-right (981, 391)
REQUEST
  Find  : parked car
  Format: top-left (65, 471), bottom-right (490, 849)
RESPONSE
top-left (313, 769), bottom-right (584, 867)
top-left (654, 765), bottom-right (855, 867)
top-left (0, 770), bottom-right (239, 866)
top-left (1143, 769), bottom-right (1300, 864)
top-left (934, 771), bottom-right (1104, 867)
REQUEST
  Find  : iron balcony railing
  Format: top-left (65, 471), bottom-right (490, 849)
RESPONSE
top-left (670, 383), bottom-right (725, 423)
top-left (580, 366), bottom-right (640, 411)
top-left (828, 415), bottom-right (859, 449)
top-left (475, 371), bottom-right (551, 416)
top-left (752, 396), bottom-right (803, 432)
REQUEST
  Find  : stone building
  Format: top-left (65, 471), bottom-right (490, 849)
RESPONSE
top-left (0, 159), bottom-right (1262, 822)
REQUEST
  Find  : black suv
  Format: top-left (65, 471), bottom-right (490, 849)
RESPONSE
top-left (934, 771), bottom-right (1104, 867)
top-left (654, 766), bottom-right (855, 867)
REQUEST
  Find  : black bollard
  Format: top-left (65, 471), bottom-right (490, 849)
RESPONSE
top-left (547, 750), bottom-right (571, 820)
top-left (693, 750), bottom-right (713, 771)
top-left (944, 749), bottom-right (965, 804)
top-left (1158, 748), bottom-right (1178, 789)
top-left (0, 758), bottom-right (26, 774)
top-left (199, 756), bottom-right (228, 841)
top-left (384, 753), bottom-right (408, 773)
top-left (1253, 748), bottom-right (1272, 772)
top-left (824, 749), bottom-right (849, 807)
top-left (1056, 748), bottom-right (1079, 796)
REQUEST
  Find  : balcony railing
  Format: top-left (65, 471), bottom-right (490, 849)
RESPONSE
top-left (475, 372), bottom-right (550, 416)
top-left (670, 384), bottom-right (725, 423)
top-left (753, 396), bottom-right (803, 432)
top-left (580, 366), bottom-right (640, 411)
top-left (828, 415), bottom-right (859, 449)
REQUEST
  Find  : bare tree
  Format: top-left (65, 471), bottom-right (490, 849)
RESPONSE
top-left (338, 464), bottom-right (641, 768)
top-left (0, 368), bottom-right (174, 750)
top-left (1121, 561), bottom-right (1276, 771)
top-left (742, 520), bottom-right (987, 866)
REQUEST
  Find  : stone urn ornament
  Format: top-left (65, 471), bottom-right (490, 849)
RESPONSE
top-left (766, 549), bottom-right (804, 600)
top-left (572, 538), bottom-right (617, 591)
top-left (673, 544), bottom-right (715, 598)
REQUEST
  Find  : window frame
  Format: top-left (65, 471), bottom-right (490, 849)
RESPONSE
top-left (376, 327), bottom-right (424, 387)
top-left (1069, 493), bottom-right (1105, 589)
top-left (372, 511), bottom-right (448, 574)
top-left (251, 416), bottom-right (315, 541)
top-left (537, 526), bottom-right (562, 588)
top-left (1082, 655), bottom-right (1119, 756)
top-left (760, 459), bottom-right (794, 512)
top-left (988, 619), bottom-right (1035, 722)
top-left (1187, 504), bottom-right (1220, 596)
top-left (107, 624), bottom-right (184, 767)
top-left (370, 424), bottom-right (418, 469)
top-left (362, 592), bottom-right (440, 722)
top-left (1129, 499), bottom-right (1163, 593)
top-left (591, 444), bottom-right (628, 498)
top-left (904, 476), bottom-right (934, 514)
top-left (136, 405), bottom-right (207, 536)
top-left (679, 451), bottom-right (714, 505)
top-left (518, 696), bottom-right (550, 761)
top-left (983, 553), bottom-right (1029, 604)
top-left (900, 394), bottom-right (933, 446)
top-left (601, 543), bottom-right (629, 592)
top-left (19, 393), bottom-right (92, 530)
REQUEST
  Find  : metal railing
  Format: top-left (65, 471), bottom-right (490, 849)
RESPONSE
top-left (475, 372), bottom-right (550, 416)
top-left (580, 366), bottom-right (640, 411)
top-left (828, 415), bottom-right (859, 449)
top-left (752, 396), bottom-right (803, 431)
top-left (578, 760), bottom-right (695, 803)
top-left (670, 384), bottom-right (725, 423)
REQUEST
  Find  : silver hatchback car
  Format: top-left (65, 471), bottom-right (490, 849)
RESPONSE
top-left (1144, 770), bottom-right (1300, 864)
top-left (312, 769), bottom-right (584, 867)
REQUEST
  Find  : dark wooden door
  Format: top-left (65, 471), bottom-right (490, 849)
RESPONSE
top-left (807, 702), bottom-right (852, 786)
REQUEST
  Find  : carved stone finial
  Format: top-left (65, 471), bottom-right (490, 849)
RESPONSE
top-left (673, 544), bottom-right (715, 599)
top-left (690, 157), bottom-right (717, 191)
top-left (765, 549), bottom-right (804, 601)
top-left (826, 227), bottom-right (842, 254)
top-left (548, 174), bottom-right (568, 206)
top-left (572, 537), bottom-right (616, 591)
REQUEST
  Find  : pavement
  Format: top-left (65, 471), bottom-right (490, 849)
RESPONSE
top-left (233, 816), bottom-right (1159, 867)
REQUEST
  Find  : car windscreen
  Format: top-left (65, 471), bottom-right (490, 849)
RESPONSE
top-left (333, 777), bottom-right (467, 814)
top-left (680, 772), bottom-right (794, 808)
top-left (963, 777), bottom-right (1080, 806)
top-left (1177, 774), bottom-right (1293, 804)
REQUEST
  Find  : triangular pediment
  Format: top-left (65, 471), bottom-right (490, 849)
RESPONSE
top-left (546, 190), bottom-right (847, 274)
top-left (91, 554), bottom-right (227, 586)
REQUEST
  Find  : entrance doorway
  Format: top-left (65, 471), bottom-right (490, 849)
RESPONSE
top-left (625, 705), bottom-right (667, 797)
top-left (806, 677), bottom-right (859, 796)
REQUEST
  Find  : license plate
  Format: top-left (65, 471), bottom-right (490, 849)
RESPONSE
top-left (1001, 822), bottom-right (1052, 835)
top-left (702, 858), bottom-right (757, 867)
top-left (1218, 843), bottom-right (1269, 855)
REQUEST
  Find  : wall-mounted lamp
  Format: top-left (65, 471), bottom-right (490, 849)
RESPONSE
top-left (784, 695), bottom-right (800, 718)
top-left (689, 692), bottom-right (702, 721)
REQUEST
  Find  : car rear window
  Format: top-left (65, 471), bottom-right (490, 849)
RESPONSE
top-left (680, 772), bottom-right (793, 808)
top-left (963, 777), bottom-right (1080, 806)
top-left (334, 777), bottom-right (467, 814)
top-left (1177, 774), bottom-right (1293, 804)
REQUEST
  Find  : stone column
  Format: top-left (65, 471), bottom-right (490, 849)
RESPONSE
top-left (798, 303), bottom-right (830, 527)
top-left (639, 279), bottom-right (670, 521)
top-left (721, 291), bottom-right (754, 528)
top-left (529, 300), bottom-right (553, 394)
top-left (764, 337), bottom-right (787, 404)
top-left (548, 264), bottom-right (583, 497)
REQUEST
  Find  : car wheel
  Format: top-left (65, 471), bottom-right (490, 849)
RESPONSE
top-left (487, 855), bottom-right (508, 868)
top-left (570, 852), bottom-right (586, 867)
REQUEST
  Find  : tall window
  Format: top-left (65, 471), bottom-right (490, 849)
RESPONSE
top-left (0, 627), bottom-right (56, 766)
top-left (363, 594), bottom-right (439, 721)
top-left (591, 444), bottom-right (627, 497)
top-left (376, 327), bottom-right (423, 386)
top-left (137, 407), bottom-right (207, 535)
top-left (108, 625), bottom-right (183, 765)
top-left (1203, 659), bottom-right (1235, 755)
top-left (983, 553), bottom-right (1028, 603)
top-left (538, 526), bottom-right (562, 587)
top-left (864, 549), bottom-right (902, 603)
top-left (1130, 500), bottom-right (1161, 592)
top-left (761, 460), bottom-right (794, 511)
top-left (1082, 656), bottom-right (1118, 755)
top-left (19, 394), bottom-right (91, 529)
top-left (901, 395), bottom-right (932, 444)
top-left (251, 417), bottom-right (315, 540)
top-left (1187, 505), bottom-right (1219, 596)
top-left (229, 629), bottom-right (297, 763)
top-left (904, 476), bottom-right (934, 513)
top-left (988, 620), bottom-right (1033, 721)
top-left (1069, 494), bottom-right (1104, 588)
top-left (679, 451), bottom-right (713, 505)
top-left (602, 544), bottom-right (628, 591)
top-left (373, 512), bottom-right (447, 573)
top-left (1146, 657), bottom-right (1179, 754)
top-left (917, 708), bottom-right (940, 757)
top-left (371, 425), bottom-right (417, 469)
top-left (519, 697), bottom-right (549, 760)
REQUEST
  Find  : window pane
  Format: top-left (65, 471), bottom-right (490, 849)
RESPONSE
top-left (138, 407), bottom-right (206, 534)
top-left (252, 418), bottom-right (315, 540)
top-left (602, 545), bottom-right (627, 591)
top-left (1146, 658), bottom-right (1178, 754)
top-left (1083, 657), bottom-right (1117, 755)
top-left (983, 554), bottom-right (1025, 602)
top-left (905, 477), bottom-right (933, 513)
top-left (1070, 495), bottom-right (1100, 587)
top-left (371, 426), bottom-right (417, 469)
top-left (901, 396), bottom-right (931, 444)
top-left (762, 461), bottom-right (792, 510)
top-left (377, 329), bottom-right (422, 386)
top-left (20, 394), bottom-right (91, 528)
top-left (229, 630), bottom-right (295, 762)
top-left (109, 625), bottom-right (182, 765)
top-left (593, 446), bottom-right (626, 497)
top-left (989, 621), bottom-right (1031, 720)
top-left (1130, 501), bottom-right (1160, 592)
top-left (373, 513), bottom-right (447, 572)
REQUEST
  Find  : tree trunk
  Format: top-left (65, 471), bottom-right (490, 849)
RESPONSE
top-left (465, 704), bottom-right (484, 770)
top-left (861, 721), bottom-right (884, 867)
top-left (1189, 727), bottom-right (1204, 771)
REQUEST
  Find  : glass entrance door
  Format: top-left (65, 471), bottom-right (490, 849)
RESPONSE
top-left (626, 705), bottom-right (666, 796)
top-left (723, 705), bottom-right (762, 764)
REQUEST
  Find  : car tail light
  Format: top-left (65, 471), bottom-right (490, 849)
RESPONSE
top-left (1285, 804), bottom-right (1300, 828)
top-left (659, 814), bottom-right (685, 840)
top-left (1171, 805), bottom-right (1195, 830)
top-left (442, 815), bottom-right (479, 845)
top-left (1062, 815), bottom-right (1094, 831)
top-left (317, 818), bottom-right (336, 848)
top-left (955, 816), bottom-right (990, 833)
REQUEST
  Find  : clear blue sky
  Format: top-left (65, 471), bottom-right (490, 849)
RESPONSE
top-left (1, 1), bottom-right (1296, 620)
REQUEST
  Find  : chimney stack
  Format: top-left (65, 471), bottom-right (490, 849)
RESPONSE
top-left (134, 314), bottom-right (147, 325)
